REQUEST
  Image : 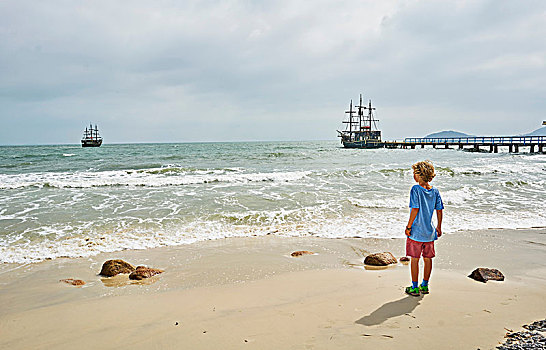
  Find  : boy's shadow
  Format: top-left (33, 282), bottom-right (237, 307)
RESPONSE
top-left (355, 295), bottom-right (423, 326)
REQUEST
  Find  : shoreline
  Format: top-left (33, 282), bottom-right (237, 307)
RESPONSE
top-left (1, 228), bottom-right (545, 349)
top-left (2, 225), bottom-right (545, 266)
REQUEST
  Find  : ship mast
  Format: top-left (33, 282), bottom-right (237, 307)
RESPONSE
top-left (368, 100), bottom-right (376, 130)
top-left (355, 94), bottom-right (364, 132)
top-left (362, 100), bottom-right (377, 130)
top-left (343, 100), bottom-right (357, 140)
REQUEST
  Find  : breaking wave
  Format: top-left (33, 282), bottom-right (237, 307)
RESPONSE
top-left (0, 169), bottom-right (311, 189)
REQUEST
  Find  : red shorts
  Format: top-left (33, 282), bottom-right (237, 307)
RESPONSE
top-left (406, 238), bottom-right (435, 258)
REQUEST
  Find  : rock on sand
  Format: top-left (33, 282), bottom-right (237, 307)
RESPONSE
top-left (468, 267), bottom-right (505, 283)
top-left (364, 252), bottom-right (398, 266)
top-left (99, 259), bottom-right (135, 277)
top-left (129, 266), bottom-right (164, 280)
top-left (291, 251), bottom-right (314, 257)
top-left (60, 278), bottom-right (85, 286)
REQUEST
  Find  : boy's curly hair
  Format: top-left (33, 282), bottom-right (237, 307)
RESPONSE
top-left (412, 160), bottom-right (436, 183)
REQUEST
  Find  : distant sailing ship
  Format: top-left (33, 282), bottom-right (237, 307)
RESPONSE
top-left (81, 123), bottom-right (103, 147)
top-left (337, 94), bottom-right (384, 149)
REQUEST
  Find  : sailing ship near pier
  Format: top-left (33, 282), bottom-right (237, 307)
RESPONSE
top-left (81, 123), bottom-right (103, 147)
top-left (337, 94), bottom-right (384, 148)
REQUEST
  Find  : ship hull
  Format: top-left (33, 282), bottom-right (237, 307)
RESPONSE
top-left (81, 140), bottom-right (102, 147)
top-left (341, 140), bottom-right (384, 149)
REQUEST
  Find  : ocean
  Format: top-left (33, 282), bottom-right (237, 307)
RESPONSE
top-left (1, 141), bottom-right (545, 264)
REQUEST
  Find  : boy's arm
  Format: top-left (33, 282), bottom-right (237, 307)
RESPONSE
top-left (405, 208), bottom-right (419, 236)
top-left (436, 209), bottom-right (443, 237)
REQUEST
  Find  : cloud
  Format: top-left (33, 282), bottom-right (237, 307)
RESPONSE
top-left (1, 0), bottom-right (545, 144)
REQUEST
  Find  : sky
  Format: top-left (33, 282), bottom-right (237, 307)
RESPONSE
top-left (1, 0), bottom-right (545, 144)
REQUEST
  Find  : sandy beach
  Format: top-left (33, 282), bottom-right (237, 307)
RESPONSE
top-left (3, 0), bottom-right (546, 348)
top-left (1, 228), bottom-right (545, 350)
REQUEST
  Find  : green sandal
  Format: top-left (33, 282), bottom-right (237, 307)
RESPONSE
top-left (405, 286), bottom-right (420, 296)
top-left (419, 285), bottom-right (429, 294)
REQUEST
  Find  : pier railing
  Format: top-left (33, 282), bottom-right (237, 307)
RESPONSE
top-left (403, 136), bottom-right (546, 145)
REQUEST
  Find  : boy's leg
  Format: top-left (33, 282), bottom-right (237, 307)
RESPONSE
top-left (420, 257), bottom-right (432, 294)
top-left (423, 257), bottom-right (432, 281)
top-left (405, 257), bottom-right (421, 296)
top-left (422, 242), bottom-right (435, 285)
top-left (405, 238), bottom-right (421, 296)
top-left (411, 258), bottom-right (419, 286)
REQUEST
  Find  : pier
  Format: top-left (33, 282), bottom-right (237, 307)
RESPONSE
top-left (384, 136), bottom-right (546, 153)
top-left (337, 94), bottom-right (546, 152)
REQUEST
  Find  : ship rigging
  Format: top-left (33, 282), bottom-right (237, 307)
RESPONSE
top-left (337, 94), bottom-right (384, 148)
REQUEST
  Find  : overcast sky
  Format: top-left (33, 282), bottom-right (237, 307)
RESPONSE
top-left (1, 0), bottom-right (545, 144)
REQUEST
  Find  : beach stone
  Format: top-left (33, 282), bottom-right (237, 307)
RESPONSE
top-left (291, 250), bottom-right (314, 257)
top-left (468, 268), bottom-right (505, 283)
top-left (60, 278), bottom-right (85, 286)
top-left (497, 319), bottom-right (546, 350)
top-left (523, 319), bottom-right (546, 332)
top-left (129, 266), bottom-right (164, 280)
top-left (99, 259), bottom-right (135, 277)
top-left (364, 252), bottom-right (397, 266)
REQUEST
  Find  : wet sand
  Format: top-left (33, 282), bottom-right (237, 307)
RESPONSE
top-left (0, 228), bottom-right (545, 349)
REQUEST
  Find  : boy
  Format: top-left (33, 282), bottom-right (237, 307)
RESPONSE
top-left (405, 160), bottom-right (444, 296)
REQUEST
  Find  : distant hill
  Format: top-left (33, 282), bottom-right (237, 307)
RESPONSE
top-left (422, 127), bottom-right (545, 138)
top-left (424, 130), bottom-right (472, 138)
top-left (524, 126), bottom-right (546, 136)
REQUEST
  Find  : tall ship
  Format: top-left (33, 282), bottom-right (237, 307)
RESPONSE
top-left (337, 94), bottom-right (384, 149)
top-left (81, 123), bottom-right (103, 147)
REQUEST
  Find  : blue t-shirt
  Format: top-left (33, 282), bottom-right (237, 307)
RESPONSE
top-left (409, 185), bottom-right (444, 242)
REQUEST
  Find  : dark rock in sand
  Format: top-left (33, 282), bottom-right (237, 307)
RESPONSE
top-left (291, 250), bottom-right (314, 257)
top-left (364, 252), bottom-right (397, 266)
top-left (400, 257), bottom-right (410, 262)
top-left (60, 278), bottom-right (85, 286)
top-left (129, 266), bottom-right (164, 280)
top-left (497, 319), bottom-right (546, 350)
top-left (468, 268), bottom-right (505, 283)
top-left (523, 319), bottom-right (546, 332)
top-left (99, 259), bottom-right (135, 277)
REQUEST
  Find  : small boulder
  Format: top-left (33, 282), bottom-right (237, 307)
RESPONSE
top-left (400, 256), bottom-right (410, 262)
top-left (364, 252), bottom-right (397, 266)
top-left (468, 268), bottom-right (505, 283)
top-left (291, 250), bottom-right (314, 257)
top-left (129, 266), bottom-right (164, 280)
top-left (99, 259), bottom-right (135, 277)
top-left (60, 278), bottom-right (85, 286)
